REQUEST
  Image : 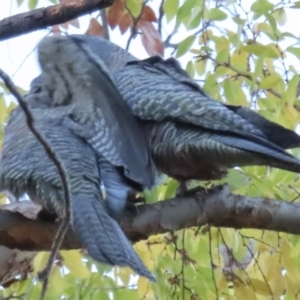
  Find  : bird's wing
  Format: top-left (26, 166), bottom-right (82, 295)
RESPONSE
top-left (36, 35), bottom-right (155, 189)
top-left (0, 105), bottom-right (154, 280)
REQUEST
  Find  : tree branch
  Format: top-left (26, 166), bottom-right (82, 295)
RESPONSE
top-left (0, 0), bottom-right (114, 42)
top-left (0, 68), bottom-right (73, 299)
top-left (1, 185), bottom-right (300, 252)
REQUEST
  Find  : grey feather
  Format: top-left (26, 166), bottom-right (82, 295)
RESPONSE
top-left (30, 35), bottom-right (300, 181)
top-left (0, 95), bottom-right (155, 280)
top-left (29, 36), bottom-right (157, 216)
top-left (36, 35), bottom-right (155, 189)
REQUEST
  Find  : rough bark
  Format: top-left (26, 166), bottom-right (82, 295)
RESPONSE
top-left (0, 0), bottom-right (114, 41)
top-left (1, 185), bottom-right (300, 252)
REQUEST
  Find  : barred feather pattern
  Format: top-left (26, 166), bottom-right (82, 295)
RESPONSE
top-left (140, 120), bottom-right (300, 180)
top-left (0, 104), bottom-right (155, 281)
top-left (29, 35), bottom-right (300, 181)
top-left (36, 35), bottom-right (156, 190)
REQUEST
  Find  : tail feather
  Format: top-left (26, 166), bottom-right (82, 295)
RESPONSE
top-left (150, 121), bottom-right (300, 181)
top-left (226, 105), bottom-right (300, 149)
top-left (72, 195), bottom-right (155, 281)
top-left (211, 134), bottom-right (300, 173)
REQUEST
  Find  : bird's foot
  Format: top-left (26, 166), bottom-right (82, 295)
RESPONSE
top-left (124, 195), bottom-right (145, 217)
top-left (176, 181), bottom-right (189, 197)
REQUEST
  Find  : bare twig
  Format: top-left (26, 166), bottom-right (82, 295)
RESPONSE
top-left (0, 69), bottom-right (72, 300)
top-left (158, 0), bottom-right (164, 37)
top-left (208, 228), bottom-right (219, 299)
top-left (100, 9), bottom-right (110, 40)
top-left (125, 0), bottom-right (149, 51)
top-left (0, 0), bottom-right (114, 41)
top-left (200, 54), bottom-right (282, 99)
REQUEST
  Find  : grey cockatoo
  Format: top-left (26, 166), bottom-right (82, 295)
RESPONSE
top-left (30, 35), bottom-right (300, 200)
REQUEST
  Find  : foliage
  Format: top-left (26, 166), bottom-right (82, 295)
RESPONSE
top-left (1, 0), bottom-right (300, 299)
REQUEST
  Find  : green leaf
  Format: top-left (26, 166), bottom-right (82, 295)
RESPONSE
top-left (126, 0), bottom-right (142, 18)
top-left (259, 74), bottom-right (282, 89)
top-left (265, 12), bottom-right (277, 32)
top-left (200, 45), bottom-right (214, 52)
top-left (194, 58), bottom-right (207, 76)
top-left (163, 0), bottom-right (179, 22)
top-left (286, 46), bottom-right (300, 59)
top-left (187, 8), bottom-right (202, 30)
top-left (175, 0), bottom-right (197, 29)
top-left (240, 44), bottom-right (280, 58)
top-left (272, 8), bottom-right (287, 26)
top-left (284, 75), bottom-right (300, 106)
top-left (207, 8), bottom-right (227, 21)
top-left (176, 35), bottom-right (196, 58)
top-left (251, 0), bottom-right (274, 13)
top-left (164, 179), bottom-right (178, 199)
top-left (232, 16), bottom-right (246, 25)
top-left (28, 0), bottom-right (38, 10)
top-left (185, 61), bottom-right (195, 78)
top-left (216, 49), bottom-right (229, 65)
top-left (16, 0), bottom-right (25, 6)
top-left (223, 80), bottom-right (236, 103)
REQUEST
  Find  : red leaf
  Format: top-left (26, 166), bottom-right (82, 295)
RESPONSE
top-left (51, 25), bottom-right (62, 35)
top-left (119, 13), bottom-right (133, 34)
top-left (86, 18), bottom-right (104, 37)
top-left (107, 0), bottom-right (126, 29)
top-left (68, 18), bottom-right (80, 29)
top-left (141, 5), bottom-right (157, 22)
top-left (60, 18), bottom-right (80, 29)
top-left (138, 20), bottom-right (164, 56)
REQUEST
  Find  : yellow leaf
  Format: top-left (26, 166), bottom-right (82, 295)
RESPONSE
top-left (291, 240), bottom-right (300, 257)
top-left (265, 254), bottom-right (280, 280)
top-left (216, 273), bottom-right (228, 290)
top-left (61, 250), bottom-right (90, 278)
top-left (270, 272), bottom-right (285, 299)
top-left (137, 276), bottom-right (153, 298)
top-left (231, 50), bottom-right (249, 72)
top-left (249, 278), bottom-right (272, 296)
top-left (284, 106), bottom-right (299, 123)
top-left (33, 252), bottom-right (50, 275)
top-left (241, 44), bottom-right (280, 58)
top-left (285, 274), bottom-right (300, 295)
top-left (259, 74), bottom-right (282, 89)
top-left (0, 98), bottom-right (7, 124)
top-left (115, 266), bottom-right (133, 286)
top-left (48, 265), bottom-right (66, 298)
top-left (234, 282), bottom-right (256, 300)
top-left (254, 241), bottom-right (269, 253)
top-left (284, 74), bottom-right (300, 107)
top-left (281, 241), bottom-right (300, 282)
top-left (219, 228), bottom-right (235, 246)
top-left (135, 241), bottom-right (154, 270)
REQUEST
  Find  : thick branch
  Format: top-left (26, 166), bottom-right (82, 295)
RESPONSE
top-left (0, 0), bottom-right (114, 41)
top-left (1, 185), bottom-right (300, 252)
